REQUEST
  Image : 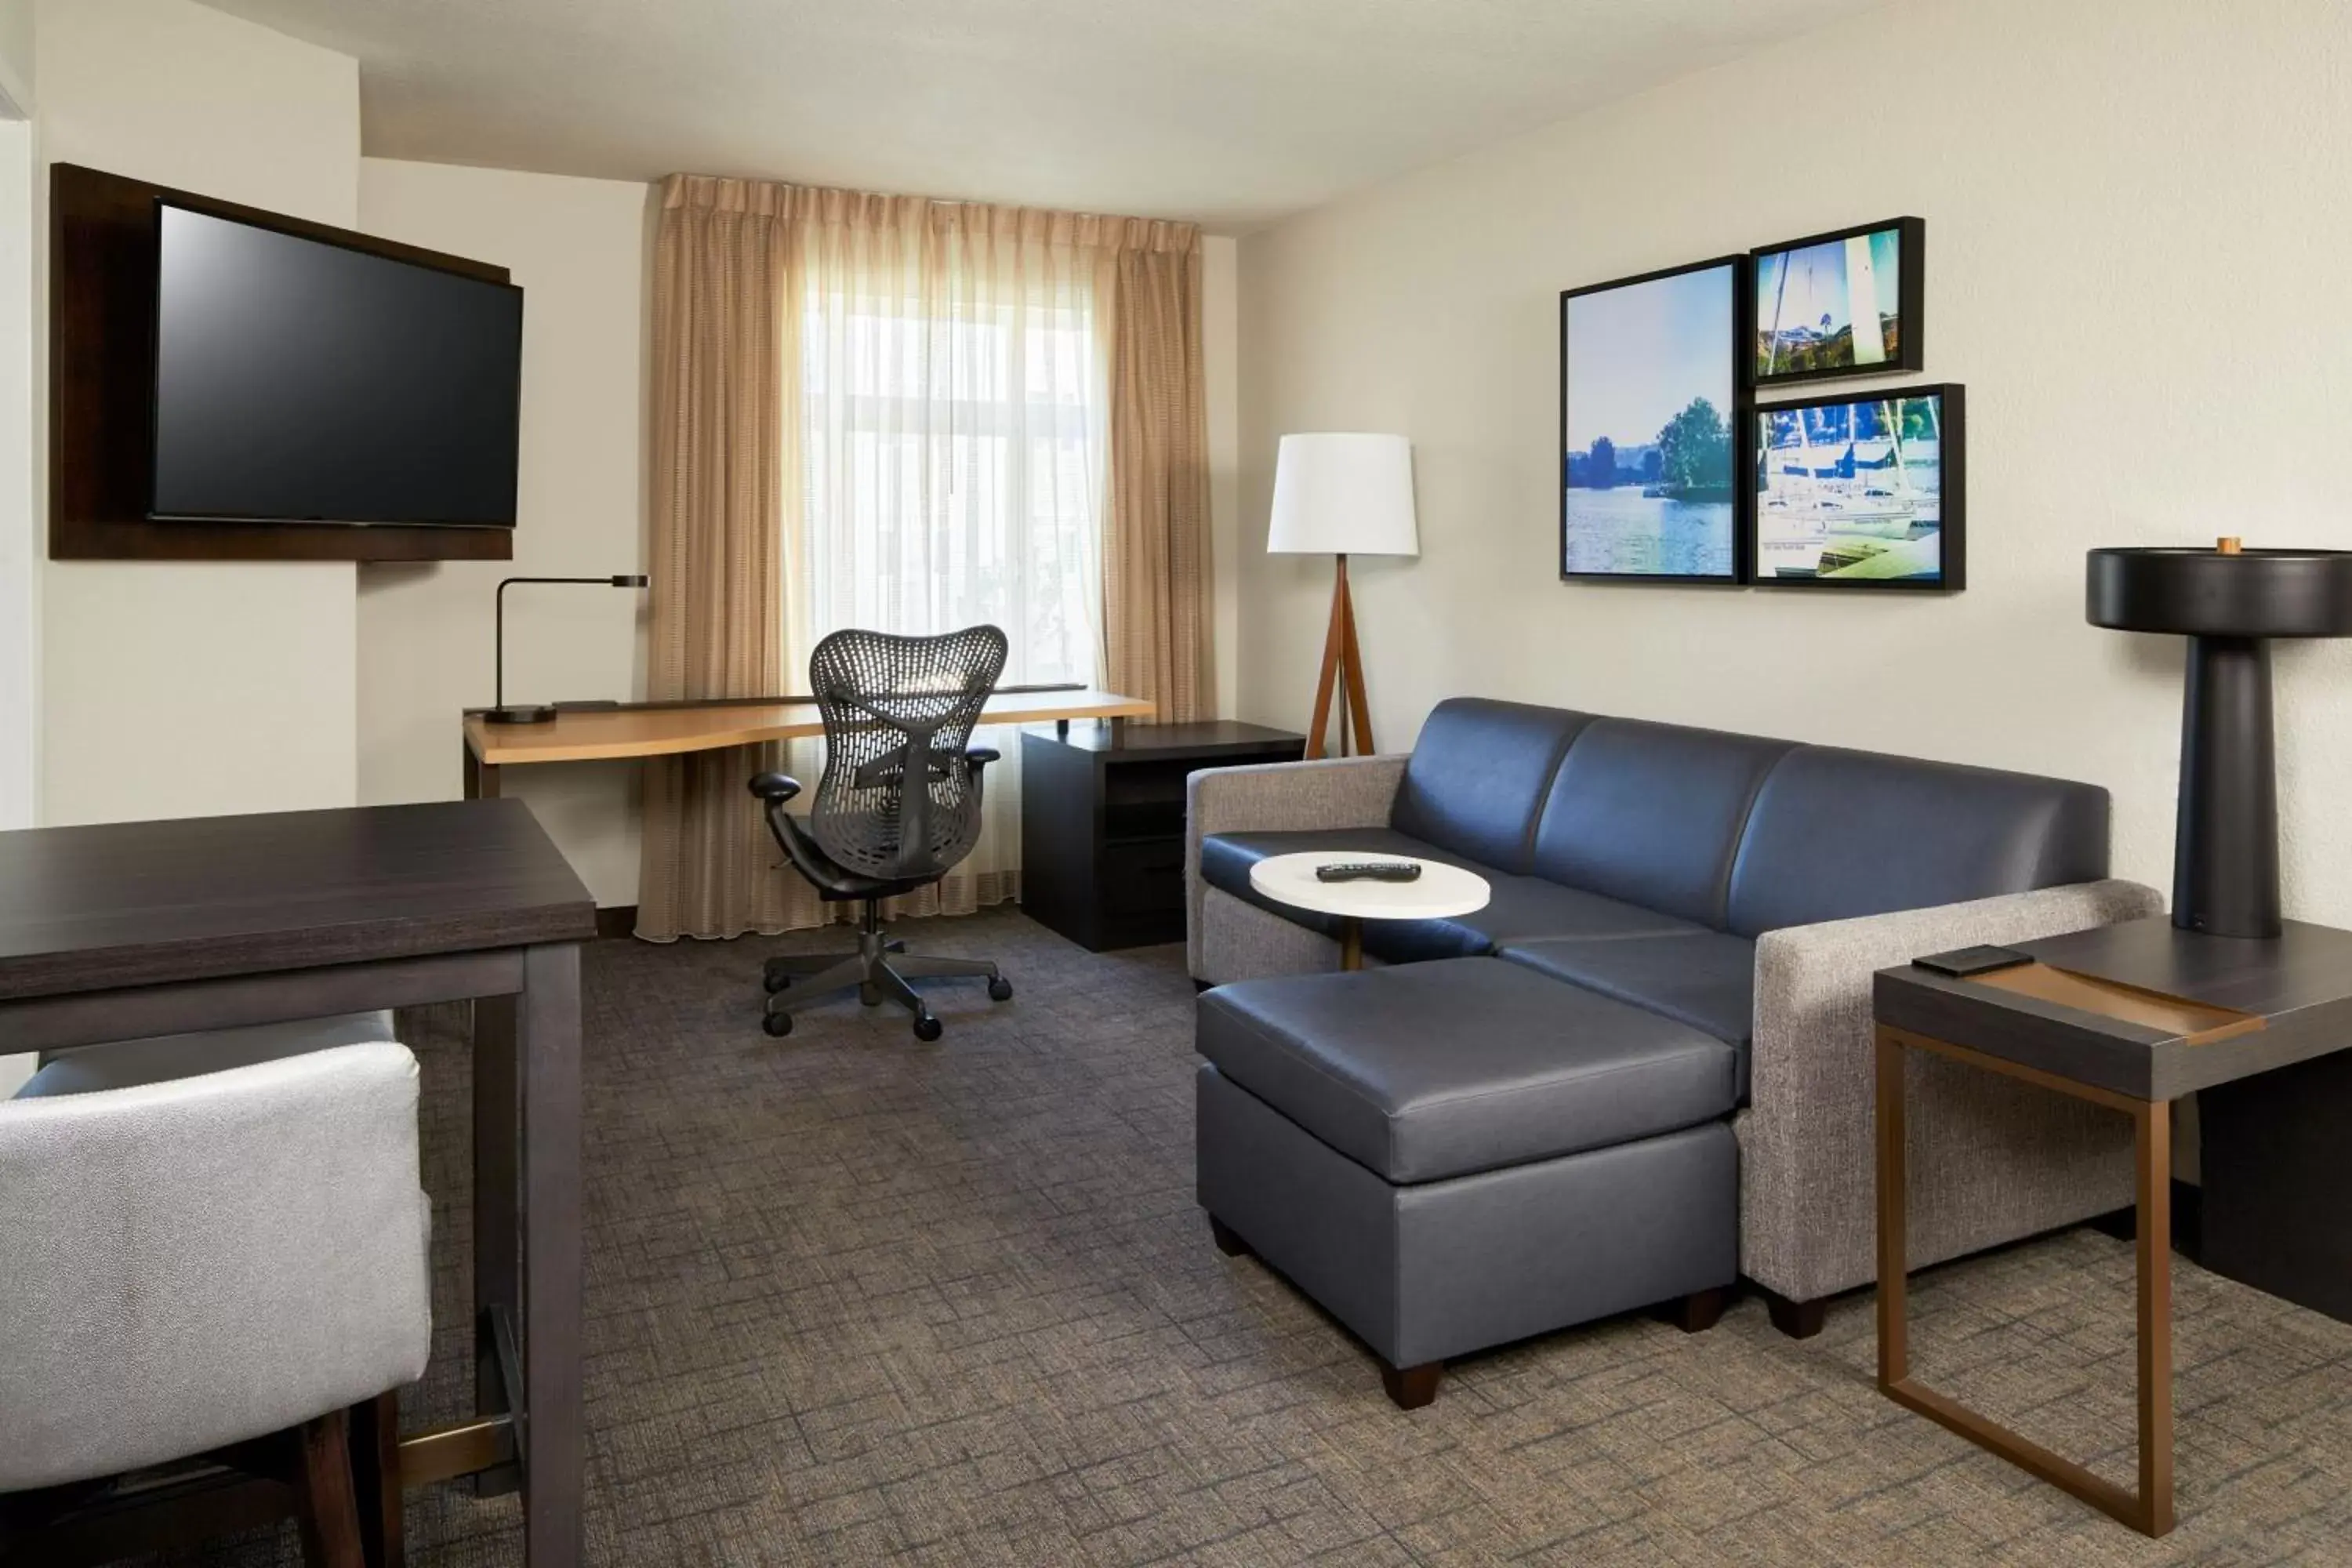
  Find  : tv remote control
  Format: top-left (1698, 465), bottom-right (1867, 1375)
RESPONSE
top-left (1315, 861), bottom-right (1422, 883)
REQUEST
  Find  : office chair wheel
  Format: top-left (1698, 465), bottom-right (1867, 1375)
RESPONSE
top-left (763, 971), bottom-right (791, 994)
top-left (912, 1012), bottom-right (943, 1043)
top-left (761, 1011), bottom-right (793, 1037)
top-left (988, 976), bottom-right (1014, 1001)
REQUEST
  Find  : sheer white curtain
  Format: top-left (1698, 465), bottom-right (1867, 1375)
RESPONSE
top-left (783, 192), bottom-right (1112, 916)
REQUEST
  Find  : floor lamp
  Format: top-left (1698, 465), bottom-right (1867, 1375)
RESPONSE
top-left (1266, 434), bottom-right (1419, 759)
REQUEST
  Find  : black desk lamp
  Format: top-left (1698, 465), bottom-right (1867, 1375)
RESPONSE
top-left (488, 574), bottom-right (649, 724)
top-left (2088, 539), bottom-right (2352, 938)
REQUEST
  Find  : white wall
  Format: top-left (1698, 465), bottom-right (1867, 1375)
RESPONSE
top-left (0, 122), bottom-right (29, 833)
top-left (1236, 0), bottom-right (2352, 926)
top-left (357, 159), bottom-right (653, 906)
top-left (34, 0), bottom-right (359, 826)
top-left (0, 0), bottom-right (30, 832)
top-left (0, 0), bottom-right (30, 1097)
top-left (0, 0), bottom-right (30, 118)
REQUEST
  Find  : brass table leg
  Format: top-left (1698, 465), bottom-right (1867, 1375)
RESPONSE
top-left (1875, 1024), bottom-right (2174, 1537)
top-left (1339, 917), bottom-right (1363, 971)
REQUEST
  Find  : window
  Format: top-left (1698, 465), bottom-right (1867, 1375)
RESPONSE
top-left (797, 263), bottom-right (1105, 688)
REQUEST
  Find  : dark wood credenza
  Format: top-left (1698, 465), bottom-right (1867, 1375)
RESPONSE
top-left (1018, 720), bottom-right (1305, 951)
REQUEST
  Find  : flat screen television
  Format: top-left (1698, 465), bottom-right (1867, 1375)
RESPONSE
top-left (149, 201), bottom-right (524, 527)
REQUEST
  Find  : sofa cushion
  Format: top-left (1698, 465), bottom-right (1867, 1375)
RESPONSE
top-left (1361, 874), bottom-right (1702, 964)
top-left (1529, 717), bottom-right (1794, 927)
top-left (1198, 826), bottom-right (1485, 937)
top-left (1199, 829), bottom-right (1699, 960)
top-left (1726, 746), bottom-right (2111, 938)
top-left (1196, 957), bottom-right (1740, 1184)
top-left (1498, 933), bottom-right (1755, 1096)
top-left (1388, 699), bottom-right (1593, 874)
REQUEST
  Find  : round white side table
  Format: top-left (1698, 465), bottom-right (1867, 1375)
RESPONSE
top-left (1248, 851), bottom-right (1490, 971)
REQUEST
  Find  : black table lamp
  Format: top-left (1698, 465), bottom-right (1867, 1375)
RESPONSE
top-left (2087, 539), bottom-right (2352, 938)
top-left (488, 574), bottom-right (649, 725)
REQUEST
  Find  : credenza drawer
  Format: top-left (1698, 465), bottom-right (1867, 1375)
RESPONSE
top-left (1101, 839), bottom-right (1185, 916)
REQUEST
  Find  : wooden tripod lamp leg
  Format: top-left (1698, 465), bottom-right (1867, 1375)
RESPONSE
top-left (1338, 561), bottom-right (1374, 756)
top-left (1305, 554), bottom-right (1348, 759)
top-left (1305, 554), bottom-right (1376, 760)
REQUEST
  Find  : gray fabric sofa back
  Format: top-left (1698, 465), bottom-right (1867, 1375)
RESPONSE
top-left (1391, 698), bottom-right (2108, 934)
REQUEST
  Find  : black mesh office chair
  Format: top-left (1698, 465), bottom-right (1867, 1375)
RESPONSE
top-left (749, 625), bottom-right (1014, 1041)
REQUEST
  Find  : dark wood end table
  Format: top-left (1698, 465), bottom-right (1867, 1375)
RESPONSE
top-left (1872, 914), bottom-right (2352, 1538)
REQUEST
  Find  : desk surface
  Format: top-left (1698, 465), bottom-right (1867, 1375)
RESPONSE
top-left (465, 687), bottom-right (1156, 767)
top-left (0, 799), bottom-right (595, 1000)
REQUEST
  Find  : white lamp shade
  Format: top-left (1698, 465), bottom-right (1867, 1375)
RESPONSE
top-left (1266, 433), bottom-right (1419, 557)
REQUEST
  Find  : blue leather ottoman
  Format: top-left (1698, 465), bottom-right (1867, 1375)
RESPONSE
top-left (1196, 955), bottom-right (1740, 1407)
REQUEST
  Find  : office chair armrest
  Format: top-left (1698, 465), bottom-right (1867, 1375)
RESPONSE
top-left (960, 747), bottom-right (1001, 818)
top-left (747, 771), bottom-right (803, 803)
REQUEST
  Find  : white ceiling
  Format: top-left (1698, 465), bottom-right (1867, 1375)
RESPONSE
top-left (197, 0), bottom-right (1886, 233)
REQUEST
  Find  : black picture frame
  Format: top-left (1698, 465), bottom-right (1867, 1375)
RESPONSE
top-left (1751, 216), bottom-right (1925, 389)
top-left (1559, 255), bottom-right (1751, 584)
top-left (1749, 382), bottom-right (1965, 592)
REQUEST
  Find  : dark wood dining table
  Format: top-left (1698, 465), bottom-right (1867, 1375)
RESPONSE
top-left (0, 799), bottom-right (594, 1566)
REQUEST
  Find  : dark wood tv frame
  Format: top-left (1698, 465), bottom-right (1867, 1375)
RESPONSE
top-left (50, 162), bottom-right (516, 562)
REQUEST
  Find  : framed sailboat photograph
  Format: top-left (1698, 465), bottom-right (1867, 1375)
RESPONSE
top-left (1560, 255), bottom-right (1750, 583)
top-left (1752, 217), bottom-right (1924, 387)
top-left (1749, 383), bottom-right (1964, 590)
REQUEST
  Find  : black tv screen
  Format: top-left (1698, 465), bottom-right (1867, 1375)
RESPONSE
top-left (150, 201), bottom-right (523, 527)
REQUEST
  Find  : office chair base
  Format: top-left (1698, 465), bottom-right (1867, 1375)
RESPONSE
top-left (759, 909), bottom-right (1009, 1040)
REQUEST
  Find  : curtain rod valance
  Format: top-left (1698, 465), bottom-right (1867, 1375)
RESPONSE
top-left (659, 173), bottom-right (1199, 256)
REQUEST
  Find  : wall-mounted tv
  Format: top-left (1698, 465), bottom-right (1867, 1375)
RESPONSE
top-left (150, 201), bottom-right (524, 528)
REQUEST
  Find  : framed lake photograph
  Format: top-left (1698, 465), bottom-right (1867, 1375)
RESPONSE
top-left (1750, 383), bottom-right (1964, 590)
top-left (1752, 217), bottom-right (1924, 387)
top-left (1560, 256), bottom-right (1748, 583)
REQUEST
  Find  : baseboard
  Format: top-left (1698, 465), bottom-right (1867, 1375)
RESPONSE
top-left (594, 905), bottom-right (638, 939)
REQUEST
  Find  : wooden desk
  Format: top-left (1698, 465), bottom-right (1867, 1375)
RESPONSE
top-left (462, 686), bottom-right (1156, 798)
top-left (0, 801), bottom-right (594, 1568)
top-left (1871, 916), bottom-right (2352, 1539)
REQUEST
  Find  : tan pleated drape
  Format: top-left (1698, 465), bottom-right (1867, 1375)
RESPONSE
top-left (637, 176), bottom-right (1214, 942)
top-left (1104, 239), bottom-right (1214, 724)
top-left (636, 176), bottom-right (804, 941)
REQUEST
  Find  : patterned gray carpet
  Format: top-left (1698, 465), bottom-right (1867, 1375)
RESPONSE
top-left (183, 908), bottom-right (2352, 1565)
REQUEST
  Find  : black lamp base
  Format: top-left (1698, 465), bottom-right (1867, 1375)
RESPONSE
top-left (2175, 635), bottom-right (2280, 938)
top-left (487, 703), bottom-right (557, 725)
